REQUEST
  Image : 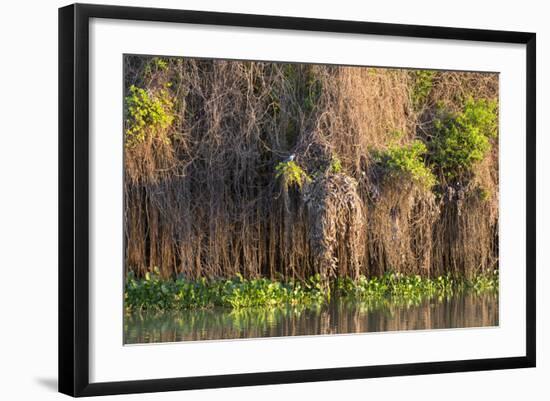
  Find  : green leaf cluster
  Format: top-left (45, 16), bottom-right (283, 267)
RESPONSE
top-left (431, 98), bottom-right (498, 179)
top-left (275, 160), bottom-right (311, 189)
top-left (329, 155), bottom-right (342, 173)
top-left (124, 85), bottom-right (174, 148)
top-left (375, 140), bottom-right (436, 189)
top-left (152, 57), bottom-right (168, 70)
top-left (142, 57), bottom-right (170, 79)
top-left (410, 69), bottom-right (436, 110)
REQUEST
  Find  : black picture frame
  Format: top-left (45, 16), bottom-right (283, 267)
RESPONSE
top-left (59, 3), bottom-right (536, 397)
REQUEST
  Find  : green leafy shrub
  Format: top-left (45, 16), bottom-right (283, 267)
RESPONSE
top-left (153, 57), bottom-right (168, 70)
top-left (410, 70), bottom-right (436, 110)
top-left (329, 155), bottom-right (342, 173)
top-left (124, 85), bottom-right (174, 148)
top-left (374, 140), bottom-right (436, 189)
top-left (142, 57), bottom-right (170, 78)
top-left (430, 98), bottom-right (498, 179)
top-left (275, 160), bottom-right (311, 189)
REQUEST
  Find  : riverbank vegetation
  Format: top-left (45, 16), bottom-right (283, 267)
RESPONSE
top-left (125, 270), bottom-right (498, 312)
top-left (123, 55), bottom-right (499, 300)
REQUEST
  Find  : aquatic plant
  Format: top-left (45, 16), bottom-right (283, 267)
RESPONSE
top-left (125, 272), bottom-right (326, 311)
top-left (125, 271), bottom-right (498, 312)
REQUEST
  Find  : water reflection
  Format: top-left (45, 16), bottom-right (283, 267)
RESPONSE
top-left (124, 293), bottom-right (498, 344)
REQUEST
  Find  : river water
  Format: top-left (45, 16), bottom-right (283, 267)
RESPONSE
top-left (124, 292), bottom-right (498, 344)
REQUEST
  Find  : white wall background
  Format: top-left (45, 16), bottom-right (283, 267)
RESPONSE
top-left (0, 0), bottom-right (546, 399)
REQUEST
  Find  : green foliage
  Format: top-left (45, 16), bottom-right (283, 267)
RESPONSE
top-left (374, 140), bottom-right (437, 189)
top-left (125, 272), bottom-right (326, 311)
top-left (153, 57), bottom-right (168, 70)
top-left (124, 271), bottom-right (499, 312)
top-left (469, 269), bottom-right (499, 293)
top-left (430, 98), bottom-right (498, 179)
top-left (476, 186), bottom-right (491, 201)
top-left (124, 85), bottom-right (174, 148)
top-left (410, 70), bottom-right (436, 109)
top-left (334, 271), bottom-right (497, 303)
top-left (335, 272), bottom-right (455, 303)
top-left (275, 160), bottom-right (311, 189)
top-left (142, 57), bottom-right (170, 78)
top-left (389, 130), bottom-right (405, 141)
top-left (329, 155), bottom-right (342, 173)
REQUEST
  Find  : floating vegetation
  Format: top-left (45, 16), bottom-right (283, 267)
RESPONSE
top-left (125, 271), bottom-right (498, 312)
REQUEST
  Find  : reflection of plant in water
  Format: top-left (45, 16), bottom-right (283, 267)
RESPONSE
top-left (124, 292), bottom-right (499, 343)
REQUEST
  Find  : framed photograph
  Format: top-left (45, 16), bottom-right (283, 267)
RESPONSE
top-left (58, 3), bottom-right (536, 397)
